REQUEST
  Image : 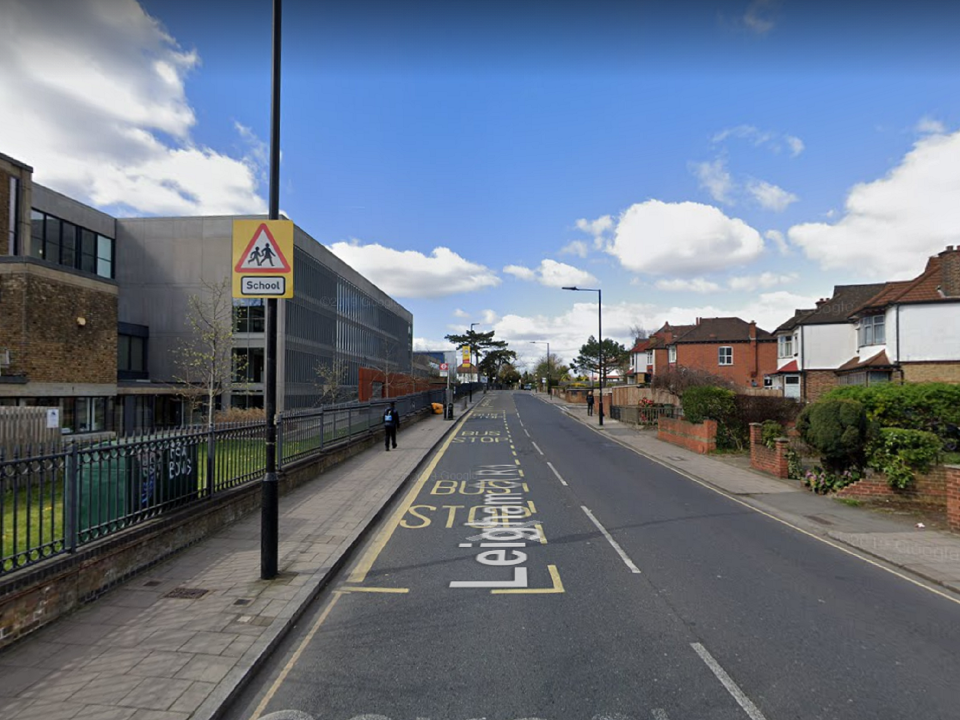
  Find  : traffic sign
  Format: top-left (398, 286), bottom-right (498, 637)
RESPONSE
top-left (233, 220), bottom-right (294, 298)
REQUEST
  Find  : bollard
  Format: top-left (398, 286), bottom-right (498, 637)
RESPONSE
top-left (447, 402), bottom-right (454, 420)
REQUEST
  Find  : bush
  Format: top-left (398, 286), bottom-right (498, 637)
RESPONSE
top-left (802, 466), bottom-right (863, 494)
top-left (732, 394), bottom-right (803, 427)
top-left (214, 407), bottom-right (266, 424)
top-left (761, 420), bottom-right (785, 449)
top-left (682, 386), bottom-right (741, 450)
top-left (868, 427), bottom-right (942, 490)
top-left (796, 398), bottom-right (874, 473)
top-left (823, 383), bottom-right (960, 438)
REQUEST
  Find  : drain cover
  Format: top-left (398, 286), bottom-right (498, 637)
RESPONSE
top-left (143, 580), bottom-right (162, 587)
top-left (233, 598), bottom-right (253, 606)
top-left (164, 587), bottom-right (210, 600)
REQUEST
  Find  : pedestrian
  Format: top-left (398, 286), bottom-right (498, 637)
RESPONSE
top-left (383, 401), bottom-right (399, 451)
top-left (586, 391), bottom-right (595, 416)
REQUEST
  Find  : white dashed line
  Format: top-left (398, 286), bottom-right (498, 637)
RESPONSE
top-left (652, 710), bottom-right (670, 720)
top-left (545, 461), bottom-right (568, 486)
top-left (581, 506), bottom-right (641, 574)
top-left (523, 428), bottom-right (530, 437)
top-left (531, 441), bottom-right (544, 455)
top-left (691, 643), bottom-right (768, 720)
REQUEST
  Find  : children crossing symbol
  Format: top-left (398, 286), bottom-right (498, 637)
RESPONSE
top-left (235, 223), bottom-right (292, 273)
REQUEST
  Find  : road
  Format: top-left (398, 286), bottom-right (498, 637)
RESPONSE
top-left (229, 391), bottom-right (960, 720)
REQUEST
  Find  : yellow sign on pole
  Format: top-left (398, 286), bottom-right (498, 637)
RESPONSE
top-left (461, 345), bottom-right (471, 367)
top-left (232, 220), bottom-right (294, 299)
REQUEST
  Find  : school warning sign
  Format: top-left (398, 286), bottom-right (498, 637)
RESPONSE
top-left (232, 220), bottom-right (294, 299)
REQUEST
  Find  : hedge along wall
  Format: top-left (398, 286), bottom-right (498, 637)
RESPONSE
top-left (749, 423), bottom-right (791, 479)
top-left (835, 466), bottom-right (948, 505)
top-left (658, 417), bottom-right (717, 454)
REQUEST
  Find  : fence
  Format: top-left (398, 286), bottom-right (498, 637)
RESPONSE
top-left (610, 404), bottom-right (682, 426)
top-left (0, 406), bottom-right (61, 458)
top-left (0, 385), bottom-right (463, 577)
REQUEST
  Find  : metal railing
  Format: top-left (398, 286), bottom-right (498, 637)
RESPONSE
top-left (610, 404), bottom-right (682, 426)
top-left (0, 386), bottom-right (469, 577)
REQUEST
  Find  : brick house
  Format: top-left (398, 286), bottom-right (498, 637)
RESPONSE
top-left (629, 323), bottom-right (695, 383)
top-left (769, 246), bottom-right (960, 402)
top-left (669, 317), bottom-right (778, 388)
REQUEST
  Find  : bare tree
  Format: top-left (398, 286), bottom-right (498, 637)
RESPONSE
top-left (313, 356), bottom-right (351, 406)
top-left (173, 277), bottom-right (243, 427)
top-left (629, 324), bottom-right (651, 344)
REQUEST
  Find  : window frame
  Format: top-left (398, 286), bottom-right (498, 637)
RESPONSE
top-left (778, 334), bottom-right (794, 358)
top-left (718, 346), bottom-right (733, 366)
top-left (27, 209), bottom-right (115, 279)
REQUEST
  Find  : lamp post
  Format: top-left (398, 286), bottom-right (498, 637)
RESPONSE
top-left (562, 286), bottom-right (603, 426)
top-left (530, 341), bottom-right (550, 394)
top-left (469, 322), bottom-right (479, 399)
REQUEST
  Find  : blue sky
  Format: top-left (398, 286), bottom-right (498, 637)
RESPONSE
top-left (3, 0), bottom-right (960, 369)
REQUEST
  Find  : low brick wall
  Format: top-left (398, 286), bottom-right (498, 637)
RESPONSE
top-left (657, 417), bottom-right (717, 454)
top-left (749, 423), bottom-right (790, 479)
top-left (0, 409), bottom-right (434, 650)
top-left (836, 465), bottom-right (948, 504)
top-left (947, 466), bottom-right (960, 532)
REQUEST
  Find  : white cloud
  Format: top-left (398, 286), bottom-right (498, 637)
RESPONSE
top-left (0, 0), bottom-right (267, 216)
top-left (917, 117), bottom-right (946, 135)
top-left (503, 260), bottom-right (597, 288)
top-left (413, 337), bottom-right (453, 353)
top-left (788, 128), bottom-right (960, 278)
top-left (748, 180), bottom-right (799, 212)
top-left (765, 229), bottom-right (790, 254)
top-left (453, 308), bottom-right (470, 319)
top-left (786, 136), bottom-right (805, 157)
top-left (608, 200), bottom-right (765, 276)
top-left (654, 278), bottom-right (723, 293)
top-left (728, 272), bottom-right (798, 291)
top-left (329, 242), bottom-right (500, 298)
top-left (743, 0), bottom-right (779, 34)
top-left (481, 309), bottom-right (500, 325)
top-left (691, 158), bottom-right (734, 204)
top-left (712, 125), bottom-right (803, 157)
top-left (559, 240), bottom-right (589, 258)
top-left (503, 264), bottom-right (537, 281)
top-left (576, 215), bottom-right (614, 249)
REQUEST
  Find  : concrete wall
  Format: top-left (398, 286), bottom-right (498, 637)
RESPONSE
top-left (32, 184), bottom-right (116, 240)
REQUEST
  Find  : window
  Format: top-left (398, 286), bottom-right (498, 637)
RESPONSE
top-left (668, 345), bottom-right (677, 363)
top-left (646, 350), bottom-right (653, 366)
top-left (778, 334), bottom-right (794, 358)
top-left (233, 347), bottom-right (265, 383)
top-left (718, 346), bottom-right (733, 365)
top-left (859, 315), bottom-right (885, 346)
top-left (234, 299), bottom-right (265, 333)
top-left (763, 376), bottom-right (773, 388)
top-left (28, 209), bottom-right (115, 279)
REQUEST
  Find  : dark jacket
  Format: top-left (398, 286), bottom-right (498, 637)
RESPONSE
top-left (383, 407), bottom-right (400, 428)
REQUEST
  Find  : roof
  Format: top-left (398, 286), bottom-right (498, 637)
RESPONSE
top-left (775, 308), bottom-right (815, 333)
top-left (674, 317), bottom-right (773, 343)
top-left (628, 338), bottom-right (651, 354)
top-left (795, 284), bottom-right (887, 325)
top-left (771, 360), bottom-right (799, 373)
top-left (852, 254), bottom-right (958, 313)
top-left (836, 350), bottom-right (896, 373)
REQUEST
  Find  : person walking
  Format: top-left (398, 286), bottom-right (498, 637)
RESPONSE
top-left (383, 401), bottom-right (399, 451)
top-left (586, 390), bottom-right (595, 416)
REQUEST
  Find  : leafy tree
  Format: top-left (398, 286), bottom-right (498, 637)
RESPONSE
top-left (173, 277), bottom-right (241, 427)
top-left (478, 347), bottom-right (518, 382)
top-left (534, 354), bottom-right (570, 386)
top-left (444, 329), bottom-right (508, 370)
top-left (499, 364), bottom-right (521, 385)
top-left (571, 336), bottom-right (628, 381)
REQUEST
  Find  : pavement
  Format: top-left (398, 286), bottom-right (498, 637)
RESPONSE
top-left (534, 391), bottom-right (960, 596)
top-left (2, 389), bottom-right (960, 720)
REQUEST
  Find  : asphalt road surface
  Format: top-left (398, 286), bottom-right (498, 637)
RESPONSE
top-left (229, 391), bottom-right (960, 720)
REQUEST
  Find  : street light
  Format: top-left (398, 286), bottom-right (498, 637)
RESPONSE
top-left (562, 286), bottom-right (604, 426)
top-left (530, 340), bottom-right (550, 394)
top-left (469, 322), bottom-right (479, 398)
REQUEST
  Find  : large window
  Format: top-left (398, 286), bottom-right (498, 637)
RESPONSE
top-left (233, 347), bottom-right (265, 383)
top-left (234, 299), bottom-right (265, 333)
top-left (778, 334), bottom-right (794, 358)
top-left (29, 208), bottom-right (114, 279)
top-left (668, 346), bottom-right (677, 363)
top-left (718, 346), bottom-right (733, 366)
top-left (859, 315), bottom-right (885, 346)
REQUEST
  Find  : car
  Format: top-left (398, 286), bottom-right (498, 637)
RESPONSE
top-left (523, 383), bottom-right (533, 390)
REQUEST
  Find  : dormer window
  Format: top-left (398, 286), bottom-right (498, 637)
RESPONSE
top-left (859, 315), bottom-right (885, 347)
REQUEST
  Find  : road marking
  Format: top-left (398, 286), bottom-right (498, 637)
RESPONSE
top-left (523, 428), bottom-right (530, 437)
top-left (581, 506), bottom-right (641, 574)
top-left (250, 592), bottom-right (344, 720)
top-left (491, 564), bottom-right (565, 594)
top-left (531, 441), bottom-right (544, 455)
top-left (340, 587), bottom-right (409, 593)
top-left (546, 461), bottom-right (568, 486)
top-left (651, 710), bottom-right (670, 720)
top-left (691, 643), bottom-right (768, 720)
top-left (348, 406), bottom-right (475, 584)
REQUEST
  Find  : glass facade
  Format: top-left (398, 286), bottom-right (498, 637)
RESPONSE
top-left (30, 208), bottom-right (114, 279)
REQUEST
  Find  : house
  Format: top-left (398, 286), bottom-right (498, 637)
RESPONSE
top-left (669, 317), bottom-right (778, 387)
top-left (629, 323), bottom-right (695, 383)
top-left (769, 245), bottom-right (960, 402)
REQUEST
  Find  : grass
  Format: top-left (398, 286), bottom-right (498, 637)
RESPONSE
top-left (943, 451), bottom-right (960, 465)
top-left (2, 483), bottom-right (65, 569)
top-left (835, 498), bottom-right (862, 507)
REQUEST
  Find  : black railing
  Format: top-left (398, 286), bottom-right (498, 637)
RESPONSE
top-left (0, 386), bottom-right (466, 577)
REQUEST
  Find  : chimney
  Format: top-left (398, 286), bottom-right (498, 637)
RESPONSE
top-left (816, 298), bottom-right (829, 307)
top-left (941, 245), bottom-right (960, 297)
top-left (696, 317), bottom-right (701, 325)
top-left (748, 320), bottom-right (757, 340)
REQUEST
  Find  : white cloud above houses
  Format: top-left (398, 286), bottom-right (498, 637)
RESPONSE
top-left (765, 229), bottom-right (790, 254)
top-left (453, 308), bottom-right (470, 318)
top-left (575, 215), bottom-right (615, 248)
top-left (691, 158), bottom-right (735, 204)
top-left (559, 240), bottom-right (590, 258)
top-left (654, 278), bottom-right (723, 293)
top-left (747, 180), bottom-right (799, 211)
top-left (329, 241), bottom-right (500, 298)
top-left (503, 259), bottom-right (597, 288)
top-left (0, 0), bottom-right (267, 216)
top-left (788, 126), bottom-right (960, 278)
top-left (607, 200), bottom-right (765, 276)
top-left (742, 0), bottom-right (780, 34)
top-left (728, 272), bottom-right (798, 291)
top-left (711, 124), bottom-right (804, 157)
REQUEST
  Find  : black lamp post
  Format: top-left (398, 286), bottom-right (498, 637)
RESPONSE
top-left (562, 286), bottom-right (603, 426)
top-left (530, 340), bottom-right (550, 394)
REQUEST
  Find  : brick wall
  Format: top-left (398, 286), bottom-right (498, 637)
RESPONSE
top-left (0, 264), bottom-right (117, 383)
top-left (675, 340), bottom-right (778, 387)
top-left (901, 362), bottom-right (960, 384)
top-left (804, 369), bottom-right (840, 402)
top-left (836, 465), bottom-right (948, 504)
top-left (946, 466), bottom-right (960, 532)
top-left (749, 423), bottom-right (790, 478)
top-left (658, 417), bottom-right (717, 453)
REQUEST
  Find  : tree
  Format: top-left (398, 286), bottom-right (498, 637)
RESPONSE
top-left (478, 347), bottom-right (517, 382)
top-left (444, 329), bottom-right (508, 371)
top-left (313, 356), bottom-right (351, 406)
top-left (534, 353), bottom-right (569, 386)
top-left (173, 277), bottom-right (241, 427)
top-left (571, 336), bottom-right (628, 382)
top-left (629, 324), bottom-right (651, 344)
top-left (499, 364), bottom-right (521, 385)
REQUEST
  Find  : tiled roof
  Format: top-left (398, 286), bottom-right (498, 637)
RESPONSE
top-left (629, 338), bottom-right (651, 354)
top-left (771, 360), bottom-right (799, 373)
top-left (674, 317), bottom-right (773, 343)
top-left (796, 284), bottom-right (886, 325)
top-left (836, 350), bottom-right (895, 372)
top-left (852, 256), bottom-right (953, 313)
top-left (775, 308), bottom-right (815, 333)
